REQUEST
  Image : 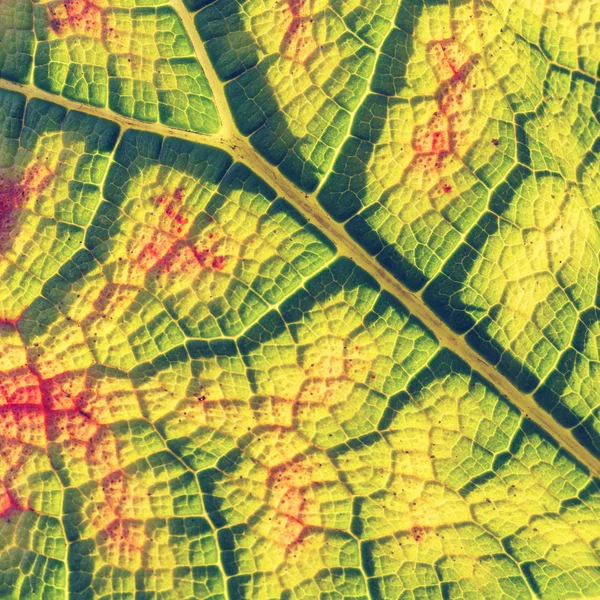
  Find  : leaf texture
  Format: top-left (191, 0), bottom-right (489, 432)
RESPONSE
top-left (0, 0), bottom-right (598, 598)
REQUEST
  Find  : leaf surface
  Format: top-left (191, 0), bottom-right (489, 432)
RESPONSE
top-left (0, 0), bottom-right (599, 598)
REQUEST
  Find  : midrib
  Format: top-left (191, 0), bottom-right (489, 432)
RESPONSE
top-left (1, 71), bottom-right (598, 479)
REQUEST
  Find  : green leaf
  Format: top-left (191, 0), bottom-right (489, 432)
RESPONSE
top-left (0, 0), bottom-right (598, 598)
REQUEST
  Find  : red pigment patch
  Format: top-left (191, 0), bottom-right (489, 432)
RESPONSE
top-left (0, 438), bottom-right (31, 516)
top-left (0, 166), bottom-right (54, 253)
top-left (0, 359), bottom-right (94, 451)
top-left (143, 238), bottom-right (227, 277)
top-left (101, 518), bottom-right (142, 546)
top-left (22, 164), bottom-right (54, 193)
top-left (429, 40), bottom-right (469, 83)
top-left (103, 519), bottom-right (143, 548)
top-left (91, 474), bottom-right (150, 560)
top-left (91, 283), bottom-right (134, 317)
top-left (87, 427), bottom-right (120, 480)
top-left (0, 367), bottom-right (42, 406)
top-left (192, 247), bottom-right (226, 271)
top-left (0, 487), bottom-right (18, 517)
top-left (135, 233), bottom-right (177, 273)
top-left (0, 405), bottom-right (46, 447)
top-left (45, 409), bottom-right (97, 445)
top-left (0, 177), bottom-right (23, 227)
top-left (280, 0), bottom-right (317, 63)
top-left (267, 456), bottom-right (318, 547)
top-left (48, 0), bottom-right (103, 39)
top-left (42, 371), bottom-right (97, 445)
top-left (413, 111), bottom-right (451, 155)
top-left (101, 470), bottom-right (128, 515)
top-left (155, 187), bottom-right (189, 235)
top-left (39, 370), bottom-right (87, 412)
top-left (96, 518), bottom-right (144, 568)
top-left (411, 46), bottom-right (477, 172)
top-left (40, 371), bottom-right (98, 454)
top-left (0, 177), bottom-right (26, 253)
top-left (135, 187), bottom-right (226, 275)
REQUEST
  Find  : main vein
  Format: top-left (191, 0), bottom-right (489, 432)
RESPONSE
top-left (0, 75), bottom-right (598, 479)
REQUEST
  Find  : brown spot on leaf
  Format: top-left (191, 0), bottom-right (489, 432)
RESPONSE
top-left (410, 524), bottom-right (426, 542)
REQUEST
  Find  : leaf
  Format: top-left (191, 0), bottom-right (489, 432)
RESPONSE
top-left (0, 0), bottom-right (598, 598)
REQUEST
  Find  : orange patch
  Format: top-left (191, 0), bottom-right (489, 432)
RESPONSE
top-left (154, 187), bottom-right (189, 235)
top-left (0, 488), bottom-right (13, 515)
top-left (0, 360), bottom-right (99, 449)
top-left (192, 247), bottom-right (226, 271)
top-left (413, 112), bottom-right (451, 155)
top-left (143, 238), bottom-right (227, 277)
top-left (135, 233), bottom-right (177, 272)
top-left (411, 44), bottom-right (477, 172)
top-left (429, 40), bottom-right (470, 82)
top-left (0, 367), bottom-right (42, 406)
top-left (22, 164), bottom-right (54, 194)
top-left (97, 518), bottom-right (144, 567)
top-left (0, 405), bottom-right (46, 446)
top-left (268, 456), bottom-right (317, 546)
top-left (147, 239), bottom-right (194, 275)
top-left (0, 355), bottom-right (129, 520)
top-left (101, 470), bottom-right (128, 515)
top-left (135, 187), bottom-right (229, 275)
top-left (86, 427), bottom-right (120, 478)
top-left (45, 409), bottom-right (97, 443)
top-left (278, 516), bottom-right (306, 548)
top-left (39, 370), bottom-right (86, 411)
top-left (281, 0), bottom-right (317, 63)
